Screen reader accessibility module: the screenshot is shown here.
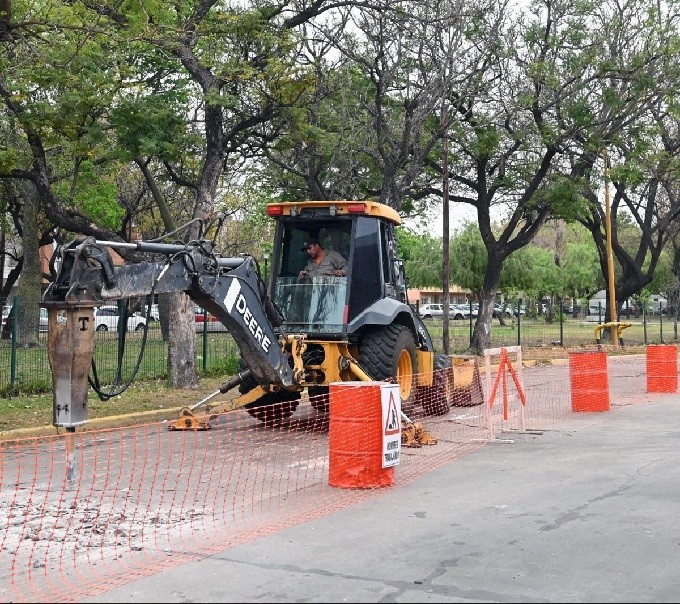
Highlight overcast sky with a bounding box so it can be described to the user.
[402,202,478,238]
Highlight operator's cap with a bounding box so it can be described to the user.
[301,239,320,251]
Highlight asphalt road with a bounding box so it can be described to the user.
[85,391,680,603]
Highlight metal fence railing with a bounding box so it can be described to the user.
[0,305,241,397]
[0,298,677,397]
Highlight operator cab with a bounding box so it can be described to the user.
[266,201,407,337]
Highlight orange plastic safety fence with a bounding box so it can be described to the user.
[0,350,662,602]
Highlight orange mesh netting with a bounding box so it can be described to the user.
[0,349,663,602]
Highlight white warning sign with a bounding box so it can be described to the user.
[381,383,401,468]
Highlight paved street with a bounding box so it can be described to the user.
[86,392,680,603]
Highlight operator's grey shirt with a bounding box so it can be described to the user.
[303,249,347,277]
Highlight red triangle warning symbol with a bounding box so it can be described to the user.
[384,391,400,436]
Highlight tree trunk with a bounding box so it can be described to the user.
[167,291,198,389]
[16,182,41,348]
[468,268,503,354]
[157,292,171,342]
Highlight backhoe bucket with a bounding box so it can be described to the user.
[166,373,251,431]
[450,356,484,407]
[167,407,214,431]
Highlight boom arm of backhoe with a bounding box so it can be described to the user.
[42,236,295,427]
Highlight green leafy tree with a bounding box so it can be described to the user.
[397,228,443,288]
[558,242,603,314]
[449,223,487,302]
[431,0,678,353]
[0,0,343,386]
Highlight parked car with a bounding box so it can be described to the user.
[94,306,147,332]
[646,297,668,315]
[0,305,12,334]
[2,306,49,335]
[418,303,445,319]
[493,303,513,319]
[450,304,470,320]
[145,304,160,322]
[194,306,228,332]
[565,302,583,315]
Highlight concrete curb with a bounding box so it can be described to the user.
[0,406,186,442]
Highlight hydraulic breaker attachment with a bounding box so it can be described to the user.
[46,306,96,428]
[167,371,252,431]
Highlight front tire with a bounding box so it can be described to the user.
[359,325,417,416]
[244,391,301,425]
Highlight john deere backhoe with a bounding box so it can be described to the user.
[42,200,480,430]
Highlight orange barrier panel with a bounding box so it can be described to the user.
[646,344,678,393]
[328,381,395,488]
[568,351,610,412]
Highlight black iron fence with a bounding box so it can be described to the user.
[417,298,678,352]
[0,298,677,397]
[0,303,241,397]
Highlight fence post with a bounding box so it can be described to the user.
[643,305,648,344]
[598,301,602,324]
[660,301,664,344]
[559,299,564,346]
[516,299,522,346]
[115,300,126,385]
[10,294,18,391]
[468,300,473,346]
[202,313,208,372]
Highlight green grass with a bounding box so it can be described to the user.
[424,315,677,352]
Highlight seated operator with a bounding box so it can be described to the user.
[298,239,347,279]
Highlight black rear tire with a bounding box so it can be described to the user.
[359,325,417,415]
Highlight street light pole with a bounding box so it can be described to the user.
[603,149,619,347]
[441,100,450,355]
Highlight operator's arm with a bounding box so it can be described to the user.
[298,259,313,279]
[329,251,347,276]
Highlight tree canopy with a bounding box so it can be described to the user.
[0,0,679,359]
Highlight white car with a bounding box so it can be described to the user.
[418,303,445,319]
[94,306,147,332]
[450,304,470,320]
[1,306,49,332]
[146,304,160,322]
